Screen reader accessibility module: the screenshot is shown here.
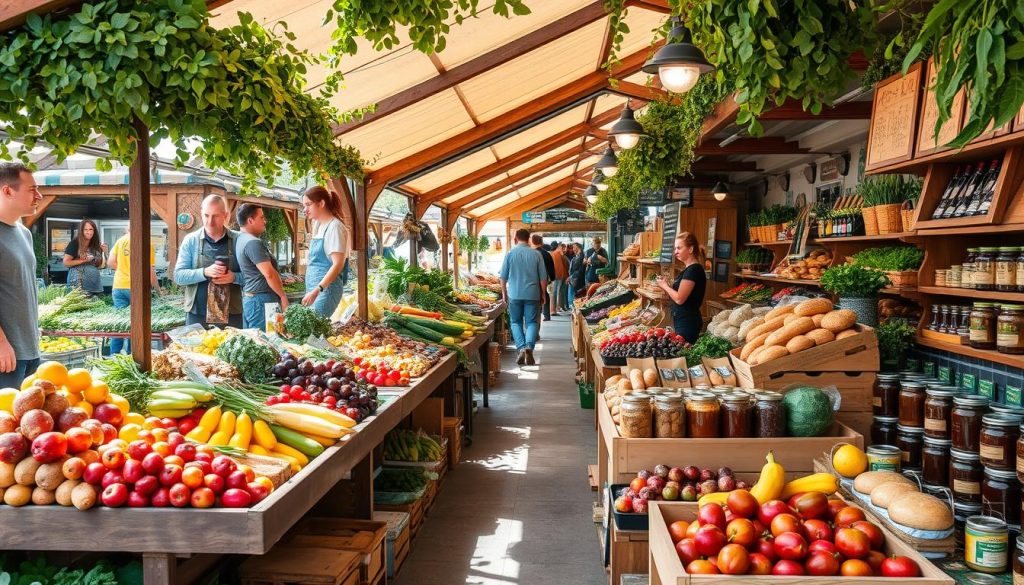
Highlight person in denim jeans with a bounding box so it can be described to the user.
[499,229,547,366]
[106,224,161,354]
[235,203,288,330]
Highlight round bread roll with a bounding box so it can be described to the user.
[853,471,913,495]
[888,492,954,531]
[870,480,918,509]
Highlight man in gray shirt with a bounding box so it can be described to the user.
[0,163,42,388]
[235,203,288,330]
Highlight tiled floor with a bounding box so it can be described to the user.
[393,313,605,585]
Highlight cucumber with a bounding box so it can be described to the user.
[270,424,325,458]
[404,315,466,336]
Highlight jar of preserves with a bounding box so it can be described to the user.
[654,395,685,438]
[997,247,1019,291]
[898,380,927,427]
[980,414,1024,469]
[951,448,984,503]
[686,392,720,438]
[983,467,1022,526]
[952,394,991,451]
[990,404,1024,418]
[900,370,927,381]
[958,305,973,344]
[939,305,953,333]
[970,302,998,349]
[753,392,785,438]
[1017,248,1024,292]
[922,436,952,486]
[966,515,1009,573]
[965,248,979,289]
[619,394,653,438]
[975,247,998,291]
[873,373,901,416]
[896,424,925,469]
[1015,534,1024,583]
[949,264,963,288]
[866,444,902,472]
[720,393,752,438]
[871,416,899,446]
[936,269,948,287]
[924,387,957,439]
[997,304,1024,355]
[955,501,983,548]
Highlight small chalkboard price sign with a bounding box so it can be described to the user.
[660,202,680,262]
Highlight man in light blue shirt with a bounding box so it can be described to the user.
[500,228,547,366]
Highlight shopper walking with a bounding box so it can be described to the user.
[301,186,350,319]
[549,243,568,316]
[107,225,161,354]
[235,203,289,330]
[557,243,570,311]
[656,232,707,344]
[567,243,585,307]
[63,219,107,295]
[584,236,608,285]
[499,229,547,366]
[0,163,42,388]
[173,194,243,328]
[530,235,555,335]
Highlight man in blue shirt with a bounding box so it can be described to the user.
[499,228,547,366]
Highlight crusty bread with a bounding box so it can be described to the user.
[853,471,913,495]
[888,492,954,531]
[870,480,918,509]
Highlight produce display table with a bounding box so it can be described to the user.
[41,329,172,346]
[459,314,498,408]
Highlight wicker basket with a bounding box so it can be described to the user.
[875,203,903,234]
[885,270,918,288]
[901,200,915,232]
[749,226,759,243]
[862,206,879,236]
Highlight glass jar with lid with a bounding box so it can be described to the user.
[720,393,752,438]
[928,308,941,331]
[896,424,925,470]
[939,305,953,333]
[997,305,1024,355]
[952,395,990,451]
[957,305,972,344]
[922,436,952,487]
[654,394,685,438]
[979,414,1024,470]
[949,264,963,288]
[951,448,983,503]
[982,467,1022,526]
[686,392,720,438]
[754,393,785,438]
[619,394,653,438]
[1015,534,1024,583]
[970,303,998,349]
[924,387,957,439]
[1017,248,1024,292]
[966,514,1010,573]
[975,247,998,291]
[997,247,1019,291]
[964,248,979,289]
[873,373,901,416]
[872,415,899,446]
[898,380,927,427]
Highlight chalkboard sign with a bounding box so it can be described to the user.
[638,187,667,207]
[545,209,569,223]
[660,202,680,262]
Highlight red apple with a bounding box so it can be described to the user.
[18,409,53,440]
[194,451,213,464]
[166,431,185,449]
[82,461,106,485]
[101,470,125,488]
[168,482,191,507]
[101,482,129,507]
[141,452,165,475]
[100,447,125,469]
[226,470,249,490]
[675,538,700,565]
[56,407,89,432]
[758,499,793,526]
[726,489,759,519]
[127,439,152,461]
[203,473,225,494]
[221,488,251,508]
[694,525,727,557]
[725,518,757,547]
[93,403,123,426]
[880,555,920,577]
[773,531,807,561]
[99,423,117,444]
[185,460,212,475]
[211,455,236,478]
[835,527,871,559]
[174,442,197,463]
[64,427,92,454]
[686,560,719,575]
[190,486,215,508]
[840,559,874,576]
[698,503,727,530]
[629,476,646,493]
[716,543,750,575]
[127,490,149,507]
[748,553,773,575]
[159,463,183,486]
[246,481,271,504]
[805,550,840,576]
[30,431,67,462]
[834,506,866,528]
[791,491,829,520]
[122,459,145,484]
[771,559,805,575]
[770,513,803,538]
[866,550,886,573]
[134,474,159,496]
[755,536,777,562]
[808,539,837,555]
[79,419,104,446]
[0,432,28,463]
[613,495,632,513]
[826,498,846,520]
[851,520,885,550]
[151,486,171,507]
[803,518,834,542]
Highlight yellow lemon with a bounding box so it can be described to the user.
[78,401,93,417]
[118,423,141,443]
[832,444,868,478]
[19,375,37,390]
[84,382,110,405]
[65,368,93,393]
[0,388,17,412]
[124,412,145,426]
[108,393,130,417]
[35,361,68,387]
[65,391,82,406]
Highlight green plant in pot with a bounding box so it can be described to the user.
[819,263,891,326]
[876,318,916,371]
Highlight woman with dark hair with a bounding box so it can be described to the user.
[301,186,350,318]
[656,232,707,343]
[63,218,106,295]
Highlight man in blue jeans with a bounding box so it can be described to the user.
[235,203,289,330]
[499,228,547,366]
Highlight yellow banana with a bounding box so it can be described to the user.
[697,491,730,507]
[749,451,786,504]
[780,472,839,499]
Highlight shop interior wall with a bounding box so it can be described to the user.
[759,142,867,208]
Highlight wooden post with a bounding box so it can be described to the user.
[466,219,475,273]
[354,180,369,320]
[129,117,152,370]
[440,208,449,273]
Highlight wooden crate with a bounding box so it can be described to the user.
[373,511,411,580]
[288,518,387,585]
[442,416,462,468]
[610,516,649,585]
[728,324,879,388]
[423,477,438,513]
[648,500,954,585]
[748,371,876,440]
[640,231,662,257]
[375,496,424,541]
[240,546,361,585]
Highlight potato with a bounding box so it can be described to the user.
[71,482,97,510]
[35,462,64,491]
[740,332,770,361]
[764,317,816,347]
[745,315,788,341]
[806,328,836,346]
[0,462,14,488]
[14,457,41,486]
[821,309,857,333]
[786,335,815,354]
[3,483,31,506]
[643,368,658,387]
[836,329,858,340]
[752,345,790,365]
[794,298,834,317]
[764,304,796,321]
[55,479,79,506]
[31,486,55,505]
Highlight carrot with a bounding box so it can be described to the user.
[390,305,443,319]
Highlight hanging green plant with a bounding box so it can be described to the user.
[903,1,1024,147]
[0,0,366,191]
[862,7,927,90]
[261,208,290,244]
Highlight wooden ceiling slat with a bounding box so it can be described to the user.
[0,0,75,32]
[456,153,585,213]
[694,137,810,156]
[478,182,575,222]
[609,80,668,102]
[758,100,873,120]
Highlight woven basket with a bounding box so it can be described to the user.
[885,270,918,288]
[862,206,879,236]
[875,203,903,234]
[749,226,759,243]
[901,200,915,232]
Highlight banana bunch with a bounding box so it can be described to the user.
[384,429,443,462]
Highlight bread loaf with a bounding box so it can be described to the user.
[805,328,836,346]
[836,328,858,340]
[740,333,770,361]
[888,492,954,531]
[764,304,796,321]
[764,317,816,347]
[821,309,857,333]
[752,345,789,365]
[853,471,913,495]
[785,335,815,354]
[745,315,788,342]
[812,314,825,327]
[870,480,918,509]
[794,298,834,317]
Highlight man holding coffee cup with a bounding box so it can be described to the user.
[173,194,243,328]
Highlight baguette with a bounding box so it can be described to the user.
[785,335,815,354]
[745,315,788,342]
[740,332,770,361]
[821,309,857,333]
[746,345,770,365]
[752,345,789,365]
[764,316,816,347]
[764,304,796,321]
[794,298,834,317]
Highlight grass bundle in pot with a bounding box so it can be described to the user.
[819,263,891,326]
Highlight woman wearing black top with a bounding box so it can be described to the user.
[655,232,706,343]
[63,218,107,295]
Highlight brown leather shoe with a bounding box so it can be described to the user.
[525,350,536,366]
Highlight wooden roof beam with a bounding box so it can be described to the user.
[691,159,760,172]
[478,182,574,223]
[450,152,588,213]
[609,80,669,102]
[758,100,873,121]
[694,137,809,156]
[367,42,659,188]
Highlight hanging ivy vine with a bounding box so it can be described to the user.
[0,0,366,191]
[261,208,290,244]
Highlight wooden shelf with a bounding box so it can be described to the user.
[637,257,669,265]
[918,286,1024,302]
[735,273,823,287]
[913,223,1024,236]
[867,130,1024,175]
[617,256,641,263]
[812,232,917,243]
[748,240,793,247]
[636,288,670,302]
[721,297,770,306]
[915,335,1024,369]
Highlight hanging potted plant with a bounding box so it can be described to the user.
[819,264,891,326]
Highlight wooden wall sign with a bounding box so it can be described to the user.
[866,63,922,171]
[917,58,965,156]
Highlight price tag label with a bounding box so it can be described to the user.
[923,361,937,378]
[1006,385,1023,407]
[182,362,212,386]
[962,373,977,392]
[906,358,920,372]
[938,366,951,383]
[978,379,994,398]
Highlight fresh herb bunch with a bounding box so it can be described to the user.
[736,247,773,265]
[283,304,332,340]
[820,264,891,297]
[852,246,925,272]
[378,257,425,299]
[680,333,733,362]
[215,335,278,383]
[876,318,916,366]
[859,174,922,207]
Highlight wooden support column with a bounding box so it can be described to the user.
[129,117,152,370]
[440,208,450,273]
[354,181,370,320]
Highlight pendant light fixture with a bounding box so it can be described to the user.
[583,185,598,204]
[712,181,728,201]
[595,147,619,177]
[607,105,646,150]
[641,17,715,94]
[592,172,609,191]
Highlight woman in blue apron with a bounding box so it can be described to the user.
[301,186,350,318]
[655,232,707,344]
[63,219,107,295]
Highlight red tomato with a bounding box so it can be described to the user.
[880,556,920,577]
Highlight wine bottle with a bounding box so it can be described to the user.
[943,163,983,219]
[932,166,963,219]
[972,160,1001,216]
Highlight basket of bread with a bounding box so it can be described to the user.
[773,249,833,281]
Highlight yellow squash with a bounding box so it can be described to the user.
[780,473,838,499]
[749,451,786,504]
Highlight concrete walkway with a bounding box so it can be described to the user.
[393,313,605,585]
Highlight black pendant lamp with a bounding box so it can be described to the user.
[712,181,728,201]
[583,185,598,204]
[595,147,619,177]
[608,105,647,150]
[592,171,609,191]
[641,18,715,94]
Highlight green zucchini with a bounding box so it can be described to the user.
[270,424,326,458]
